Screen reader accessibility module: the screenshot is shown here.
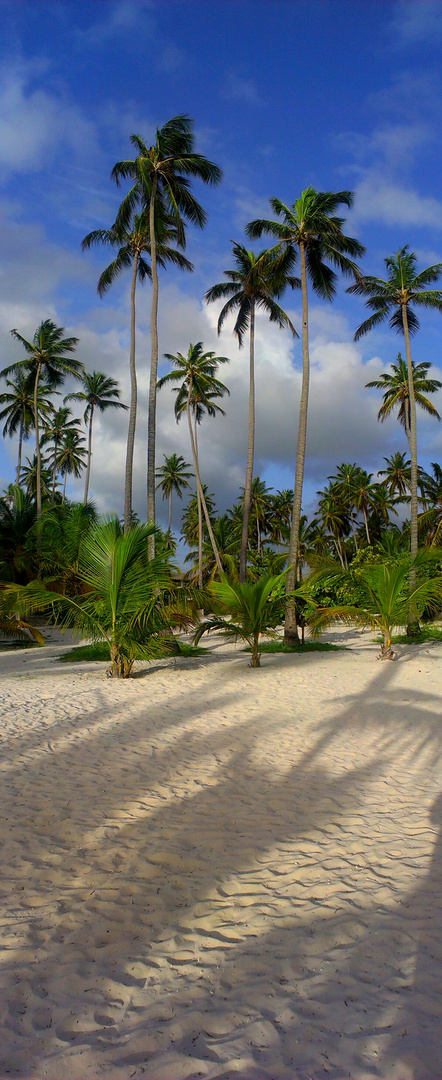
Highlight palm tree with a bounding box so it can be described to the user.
[181,485,217,554]
[111,116,222,549]
[419,463,442,545]
[307,555,442,659]
[205,243,297,580]
[56,429,87,502]
[329,463,376,547]
[65,371,127,503]
[378,451,412,501]
[185,514,240,583]
[14,520,187,677]
[266,489,294,546]
[21,454,54,502]
[247,189,365,640]
[0,320,82,542]
[41,406,83,501]
[0,485,38,583]
[156,452,193,536]
[0,372,56,484]
[194,571,289,667]
[82,212,191,530]
[366,352,441,446]
[316,482,351,569]
[350,248,442,570]
[157,342,229,586]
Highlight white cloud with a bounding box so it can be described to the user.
[0,62,99,174]
[351,176,442,230]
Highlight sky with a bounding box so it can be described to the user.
[1,0,442,542]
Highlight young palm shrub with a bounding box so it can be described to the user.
[305,554,442,659]
[0,584,45,645]
[16,519,191,677]
[193,571,288,667]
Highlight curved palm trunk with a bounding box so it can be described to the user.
[285,239,309,642]
[123,253,139,530]
[84,405,94,505]
[34,361,43,557]
[402,303,419,633]
[147,176,159,558]
[16,418,24,486]
[62,471,67,503]
[167,491,172,535]
[186,381,223,577]
[240,300,255,583]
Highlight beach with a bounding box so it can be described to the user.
[0,631,441,1080]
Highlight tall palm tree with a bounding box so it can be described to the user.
[156,452,193,536]
[56,429,87,502]
[350,247,442,569]
[21,453,54,502]
[418,463,442,545]
[247,189,365,639]
[205,243,297,581]
[157,342,229,586]
[0,320,82,542]
[181,485,216,553]
[366,353,442,444]
[0,371,56,484]
[65,371,127,504]
[111,116,222,550]
[82,212,192,530]
[316,481,351,569]
[41,406,83,501]
[378,451,412,502]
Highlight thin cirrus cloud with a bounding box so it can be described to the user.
[0,62,99,174]
[221,72,262,106]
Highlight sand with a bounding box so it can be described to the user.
[0,627,441,1080]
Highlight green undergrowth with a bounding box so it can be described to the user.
[375,626,442,646]
[0,639,41,651]
[244,639,346,655]
[58,640,208,663]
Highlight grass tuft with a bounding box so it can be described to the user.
[375,626,442,646]
[244,639,346,655]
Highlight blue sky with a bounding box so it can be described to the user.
[1,0,442,534]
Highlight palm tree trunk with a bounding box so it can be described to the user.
[402,303,419,633]
[34,361,42,556]
[186,382,223,577]
[168,491,172,535]
[51,437,58,504]
[194,417,203,589]
[147,176,159,558]
[240,300,255,582]
[403,304,418,562]
[124,253,139,530]
[285,239,309,642]
[16,419,24,486]
[363,505,371,545]
[84,406,94,505]
[62,471,67,503]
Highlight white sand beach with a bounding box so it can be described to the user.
[0,631,441,1080]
